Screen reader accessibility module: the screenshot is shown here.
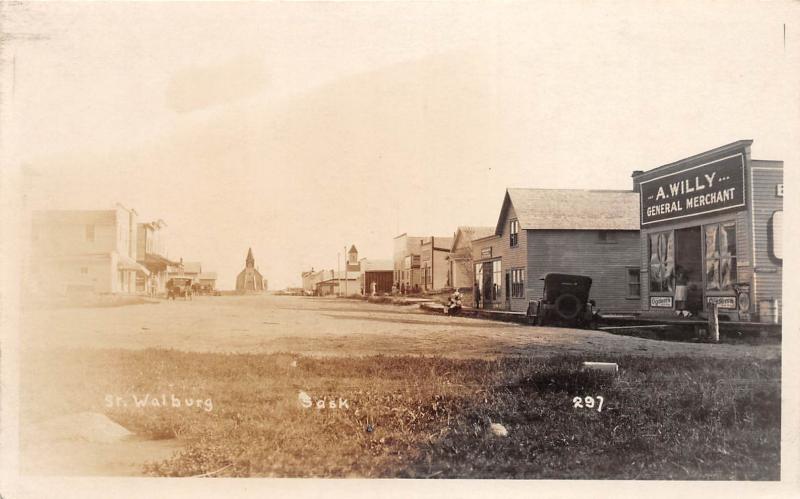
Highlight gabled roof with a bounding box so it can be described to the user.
[496,188,640,233]
[451,226,496,251]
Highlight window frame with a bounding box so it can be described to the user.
[648,230,674,294]
[597,230,618,244]
[509,219,519,247]
[626,267,641,299]
[510,268,526,298]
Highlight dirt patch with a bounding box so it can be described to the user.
[320,313,505,328]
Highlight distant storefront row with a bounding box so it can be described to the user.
[29,204,218,298]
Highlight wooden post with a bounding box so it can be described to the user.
[709,302,720,342]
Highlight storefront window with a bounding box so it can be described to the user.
[475,264,483,294]
[511,268,526,298]
[705,222,736,291]
[649,231,674,292]
[492,260,502,300]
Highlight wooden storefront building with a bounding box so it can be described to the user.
[631,140,782,323]
[472,188,642,313]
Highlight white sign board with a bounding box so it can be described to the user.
[772,211,783,260]
[650,296,673,308]
[707,296,736,310]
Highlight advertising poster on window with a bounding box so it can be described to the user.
[707,296,737,310]
[650,296,674,308]
[640,154,746,226]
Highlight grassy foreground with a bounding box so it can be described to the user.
[21,349,780,479]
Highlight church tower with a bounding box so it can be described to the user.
[346,244,360,272]
[236,247,265,293]
[246,247,255,268]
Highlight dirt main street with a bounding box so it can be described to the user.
[23,294,779,360]
[17,294,781,477]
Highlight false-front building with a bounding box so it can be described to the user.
[632,140,782,323]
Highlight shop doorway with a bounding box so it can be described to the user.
[482,262,493,307]
[675,226,703,313]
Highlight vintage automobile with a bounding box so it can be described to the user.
[526,273,598,328]
[166,277,193,300]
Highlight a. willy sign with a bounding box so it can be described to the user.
[639,153,746,226]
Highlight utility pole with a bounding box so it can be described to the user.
[430,236,434,292]
[344,245,348,297]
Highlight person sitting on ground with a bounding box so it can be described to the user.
[446,289,463,315]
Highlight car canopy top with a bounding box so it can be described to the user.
[539,273,593,304]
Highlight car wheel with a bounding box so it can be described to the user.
[554,294,581,321]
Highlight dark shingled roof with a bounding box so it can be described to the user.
[497,188,640,233]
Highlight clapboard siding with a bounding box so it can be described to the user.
[470,204,528,310]
[751,164,783,318]
[503,204,528,310]
[526,230,641,313]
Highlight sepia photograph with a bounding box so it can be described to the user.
[0,1,798,498]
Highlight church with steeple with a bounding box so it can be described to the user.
[235,248,267,292]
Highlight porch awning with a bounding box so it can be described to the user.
[118,255,150,276]
[142,253,180,269]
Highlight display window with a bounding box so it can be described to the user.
[491,260,502,301]
[649,231,674,293]
[704,222,736,291]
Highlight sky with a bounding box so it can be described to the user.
[3,1,798,289]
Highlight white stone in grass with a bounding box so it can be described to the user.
[582,362,619,374]
[298,391,312,408]
[489,423,508,437]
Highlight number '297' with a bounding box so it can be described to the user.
[573,396,604,412]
